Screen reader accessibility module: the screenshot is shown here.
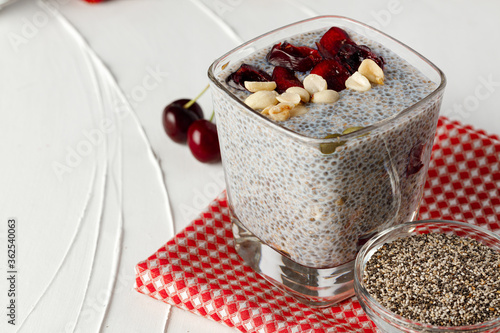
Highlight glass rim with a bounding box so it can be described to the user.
[207,15,447,145]
[354,219,500,332]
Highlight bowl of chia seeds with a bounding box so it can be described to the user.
[354,220,500,332]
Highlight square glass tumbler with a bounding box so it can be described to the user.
[208,16,446,307]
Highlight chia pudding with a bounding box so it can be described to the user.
[364,233,500,327]
[209,19,445,269]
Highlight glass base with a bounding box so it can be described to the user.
[232,216,355,308]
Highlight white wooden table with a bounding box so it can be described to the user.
[1,0,499,332]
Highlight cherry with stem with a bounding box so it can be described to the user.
[162,84,209,143]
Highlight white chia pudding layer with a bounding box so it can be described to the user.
[211,27,443,268]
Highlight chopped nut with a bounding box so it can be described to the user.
[277,92,301,105]
[244,90,278,110]
[244,81,277,92]
[345,72,371,92]
[311,89,339,104]
[358,59,384,85]
[286,86,310,103]
[303,74,327,95]
[261,105,271,115]
[289,104,308,117]
[267,103,293,121]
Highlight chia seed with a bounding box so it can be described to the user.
[363,233,500,326]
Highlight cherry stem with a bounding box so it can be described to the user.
[183,84,210,109]
[209,110,215,122]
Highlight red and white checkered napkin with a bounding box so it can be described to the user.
[135,116,500,333]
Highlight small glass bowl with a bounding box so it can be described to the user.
[354,220,500,333]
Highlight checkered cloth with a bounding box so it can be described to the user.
[135,117,500,332]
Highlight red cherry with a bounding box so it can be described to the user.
[266,42,322,72]
[318,27,354,55]
[337,44,385,73]
[271,66,303,93]
[406,143,425,177]
[170,98,204,119]
[310,59,351,91]
[226,64,272,91]
[162,85,210,143]
[187,120,221,163]
[162,102,201,143]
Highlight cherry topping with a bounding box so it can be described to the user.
[187,119,221,163]
[226,64,272,91]
[337,44,385,73]
[272,66,303,93]
[310,59,351,92]
[406,143,426,177]
[318,27,354,55]
[266,42,322,72]
[315,42,335,60]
